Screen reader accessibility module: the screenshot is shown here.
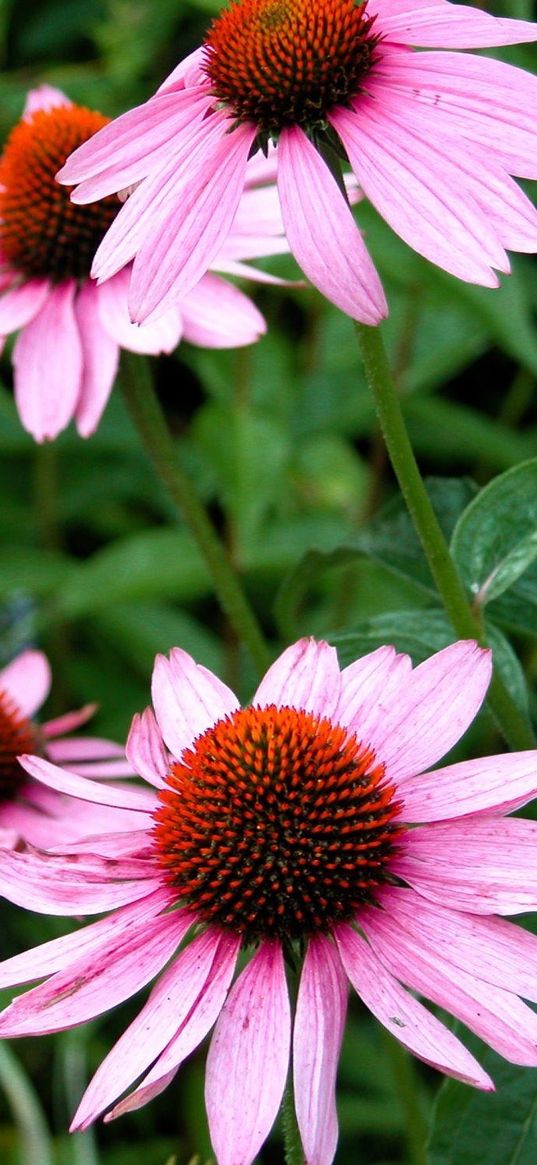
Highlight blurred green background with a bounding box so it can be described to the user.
[1,1,537,1163]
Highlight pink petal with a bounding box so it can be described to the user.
[336,645,412,732]
[105,931,240,1120]
[356,641,492,783]
[156,48,208,94]
[13,281,83,441]
[394,817,537,914]
[294,935,348,1165]
[97,267,182,354]
[59,87,211,197]
[24,85,71,116]
[151,648,239,759]
[45,736,125,762]
[375,886,537,1004]
[74,279,119,437]
[379,2,537,48]
[335,922,492,1088]
[363,903,537,1065]
[129,119,257,323]
[401,751,537,822]
[19,755,156,814]
[252,638,341,719]
[0,887,172,987]
[71,923,228,1130]
[277,127,387,323]
[0,650,51,717]
[374,51,537,179]
[42,704,96,738]
[0,849,159,915]
[126,708,169,788]
[90,111,234,284]
[0,909,185,1035]
[0,279,49,333]
[181,273,266,348]
[205,942,291,1165]
[332,101,508,284]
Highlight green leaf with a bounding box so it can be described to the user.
[428,1030,537,1165]
[451,458,537,607]
[92,601,223,676]
[354,478,477,596]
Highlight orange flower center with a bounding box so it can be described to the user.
[204,0,379,135]
[0,690,41,802]
[154,704,401,942]
[0,105,118,282]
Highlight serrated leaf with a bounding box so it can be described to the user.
[428,1029,537,1165]
[451,458,537,607]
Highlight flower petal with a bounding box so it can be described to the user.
[74,279,119,437]
[252,638,341,719]
[359,641,492,782]
[126,708,169,788]
[151,648,239,759]
[181,273,266,348]
[363,902,537,1065]
[72,925,228,1130]
[105,932,240,1120]
[0,279,49,333]
[332,100,508,284]
[294,935,348,1165]
[0,650,51,717]
[59,88,211,198]
[378,1,537,48]
[0,849,159,915]
[335,922,492,1088]
[129,118,257,322]
[19,755,156,814]
[401,751,537,822]
[375,886,537,1004]
[336,646,411,732]
[206,942,291,1165]
[277,126,387,324]
[0,908,186,1036]
[394,817,537,914]
[97,267,182,354]
[13,281,83,441]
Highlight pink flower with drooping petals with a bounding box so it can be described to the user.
[0,86,292,442]
[2,638,537,1164]
[57,0,537,327]
[0,648,141,852]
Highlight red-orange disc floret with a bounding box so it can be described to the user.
[204,0,380,133]
[0,691,40,802]
[154,704,401,943]
[0,105,118,282]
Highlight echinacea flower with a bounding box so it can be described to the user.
[58,0,537,327]
[0,648,142,851]
[2,638,537,1165]
[0,86,291,442]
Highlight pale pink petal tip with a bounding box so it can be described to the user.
[24,85,71,117]
[0,650,51,718]
[253,637,341,719]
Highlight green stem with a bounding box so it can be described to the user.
[119,353,271,674]
[380,1030,428,1165]
[0,1043,53,1165]
[354,322,535,751]
[282,1074,305,1165]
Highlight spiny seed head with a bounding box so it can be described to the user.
[203,0,380,134]
[154,704,401,943]
[0,104,118,282]
[0,691,41,802]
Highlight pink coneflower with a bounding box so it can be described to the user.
[0,86,290,442]
[58,0,537,327]
[2,638,537,1165]
[0,648,142,850]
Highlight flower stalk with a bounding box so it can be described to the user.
[118,352,271,674]
[354,321,535,752]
